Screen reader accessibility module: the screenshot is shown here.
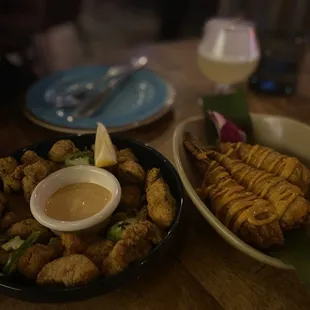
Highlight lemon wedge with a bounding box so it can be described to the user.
[94,123,117,167]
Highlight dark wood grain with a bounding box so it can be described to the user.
[1,39,310,309]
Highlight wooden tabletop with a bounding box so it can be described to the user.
[1,39,310,309]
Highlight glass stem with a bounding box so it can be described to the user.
[215,84,232,94]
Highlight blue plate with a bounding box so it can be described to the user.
[25,66,175,133]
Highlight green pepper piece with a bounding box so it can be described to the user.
[65,151,94,167]
[3,231,41,276]
[106,218,137,242]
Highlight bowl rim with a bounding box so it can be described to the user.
[172,113,301,270]
[0,134,184,302]
[30,165,121,232]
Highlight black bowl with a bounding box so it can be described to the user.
[0,134,184,303]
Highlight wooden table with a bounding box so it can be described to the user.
[1,40,310,310]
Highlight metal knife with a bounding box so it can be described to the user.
[71,56,148,118]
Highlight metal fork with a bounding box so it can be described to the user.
[71,56,148,118]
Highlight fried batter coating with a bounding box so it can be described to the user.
[101,220,163,276]
[18,244,60,280]
[7,219,51,239]
[0,156,18,179]
[101,239,151,276]
[21,150,41,165]
[23,160,58,181]
[37,254,99,286]
[48,140,78,162]
[0,157,18,175]
[83,239,114,266]
[145,168,161,189]
[200,160,284,248]
[22,176,38,202]
[209,151,310,230]
[0,211,20,231]
[122,220,164,245]
[146,177,176,228]
[220,142,310,194]
[118,148,137,163]
[183,133,287,249]
[22,160,59,201]
[3,165,25,193]
[61,233,86,256]
[118,160,145,184]
[120,185,142,210]
[136,205,149,221]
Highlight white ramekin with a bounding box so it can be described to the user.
[30,165,121,235]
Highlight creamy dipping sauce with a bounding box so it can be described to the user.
[45,183,111,221]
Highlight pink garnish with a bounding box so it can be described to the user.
[208,110,246,143]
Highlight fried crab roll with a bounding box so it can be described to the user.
[183,134,283,249]
[209,151,310,230]
[220,142,310,194]
[184,133,310,231]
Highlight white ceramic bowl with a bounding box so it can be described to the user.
[173,113,310,269]
[30,165,121,235]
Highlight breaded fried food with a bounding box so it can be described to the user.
[22,176,38,202]
[183,133,285,249]
[101,238,151,276]
[0,156,18,180]
[0,211,20,231]
[145,168,161,189]
[22,160,59,201]
[48,140,78,162]
[21,150,41,165]
[201,161,284,248]
[118,160,145,184]
[122,220,164,245]
[23,160,58,181]
[118,148,137,163]
[3,165,25,193]
[184,132,310,231]
[18,244,60,280]
[37,254,99,286]
[120,185,142,210]
[61,233,86,256]
[7,219,51,239]
[84,239,114,266]
[136,205,149,221]
[146,177,176,228]
[101,220,163,276]
[220,142,310,194]
[209,151,310,230]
